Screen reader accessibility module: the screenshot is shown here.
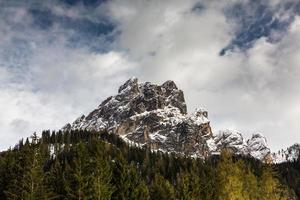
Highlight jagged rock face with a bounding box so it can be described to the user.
[247,134,271,160]
[63,78,212,157]
[211,130,271,160]
[63,78,279,161]
[273,143,300,163]
[116,106,212,156]
[213,130,248,154]
[63,78,187,131]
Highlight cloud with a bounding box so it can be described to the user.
[1,0,300,152]
[220,0,299,55]
[106,0,300,150]
[0,47,137,150]
[0,1,137,149]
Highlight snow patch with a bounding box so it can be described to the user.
[149,132,167,143]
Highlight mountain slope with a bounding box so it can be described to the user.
[63,78,213,158]
[273,143,300,163]
[63,78,293,162]
[1,130,297,200]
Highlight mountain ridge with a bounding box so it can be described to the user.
[63,78,298,163]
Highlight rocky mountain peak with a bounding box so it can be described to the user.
[193,108,208,118]
[247,133,268,149]
[213,130,247,154]
[211,130,271,160]
[248,133,266,142]
[273,143,300,163]
[118,77,139,94]
[63,78,286,162]
[63,78,210,157]
[247,133,270,160]
[161,80,178,91]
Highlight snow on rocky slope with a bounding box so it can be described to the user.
[209,130,272,161]
[63,78,298,162]
[247,133,271,160]
[272,143,300,163]
[63,78,213,158]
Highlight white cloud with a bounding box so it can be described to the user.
[0,2,137,149]
[1,0,300,152]
[0,48,137,149]
[107,0,300,151]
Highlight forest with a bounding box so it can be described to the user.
[0,130,299,200]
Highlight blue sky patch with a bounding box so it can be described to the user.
[59,0,109,7]
[220,1,296,55]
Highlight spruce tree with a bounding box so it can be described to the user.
[149,174,176,200]
[242,166,259,200]
[111,154,150,200]
[216,150,245,200]
[89,140,114,200]
[259,167,290,200]
[5,133,56,200]
[64,142,92,200]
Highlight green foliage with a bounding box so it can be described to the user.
[149,174,175,200]
[216,150,244,200]
[276,160,300,199]
[258,167,293,200]
[215,150,293,200]
[3,133,57,200]
[0,130,297,200]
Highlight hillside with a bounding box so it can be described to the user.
[0,130,298,199]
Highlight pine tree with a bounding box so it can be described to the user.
[176,172,195,200]
[64,142,92,200]
[0,130,298,200]
[111,154,150,200]
[198,160,218,200]
[5,133,57,200]
[89,140,114,200]
[216,150,245,200]
[259,166,290,200]
[149,174,176,200]
[44,158,65,199]
[242,166,259,200]
[0,150,21,199]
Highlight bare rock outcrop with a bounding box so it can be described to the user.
[63,78,212,158]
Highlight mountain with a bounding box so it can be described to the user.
[211,130,273,162]
[63,77,213,158]
[273,143,300,163]
[63,78,294,162]
[212,130,271,159]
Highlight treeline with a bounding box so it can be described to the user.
[0,130,298,200]
[276,159,300,199]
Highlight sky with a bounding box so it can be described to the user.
[1,0,300,151]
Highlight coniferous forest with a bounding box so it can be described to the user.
[0,130,299,200]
